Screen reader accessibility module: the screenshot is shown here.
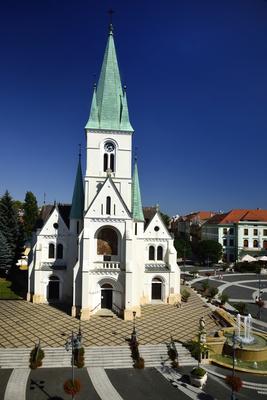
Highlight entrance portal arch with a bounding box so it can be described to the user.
[101,283,113,309]
[151,277,163,300]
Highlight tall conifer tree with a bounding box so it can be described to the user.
[23,191,38,239]
[0,230,12,271]
[0,191,19,266]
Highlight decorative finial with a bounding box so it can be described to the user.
[106,168,112,177]
[43,192,46,205]
[79,144,81,160]
[156,203,160,212]
[123,84,127,92]
[93,82,97,90]
[108,9,114,34]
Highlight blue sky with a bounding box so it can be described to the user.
[0,0,267,216]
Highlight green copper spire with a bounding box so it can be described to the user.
[132,160,144,221]
[70,155,84,220]
[85,25,133,131]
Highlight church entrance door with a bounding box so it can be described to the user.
[151,278,162,300]
[101,284,113,309]
[48,276,60,301]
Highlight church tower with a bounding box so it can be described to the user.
[84,23,133,212]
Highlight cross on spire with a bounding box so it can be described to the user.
[108,9,114,33]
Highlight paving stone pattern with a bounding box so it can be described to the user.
[0,290,218,348]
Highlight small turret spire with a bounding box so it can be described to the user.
[132,159,144,222]
[70,155,84,220]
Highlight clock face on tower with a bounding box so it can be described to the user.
[104,142,115,152]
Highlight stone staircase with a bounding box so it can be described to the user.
[139,343,197,367]
[0,343,197,369]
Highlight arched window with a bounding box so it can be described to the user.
[243,239,248,247]
[103,141,116,172]
[97,227,118,255]
[253,239,258,248]
[48,243,55,258]
[149,246,155,260]
[103,153,108,171]
[110,154,114,172]
[157,246,163,261]
[106,196,111,215]
[57,244,63,259]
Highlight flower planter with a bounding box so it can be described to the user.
[190,369,207,388]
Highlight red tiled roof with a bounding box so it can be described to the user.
[206,209,267,225]
[184,211,215,221]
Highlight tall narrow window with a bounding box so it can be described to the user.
[110,154,114,172]
[101,204,103,215]
[76,221,79,234]
[157,246,163,261]
[106,196,111,215]
[253,239,258,248]
[135,223,137,235]
[103,154,108,171]
[149,246,155,260]
[48,243,55,259]
[57,244,63,259]
[243,239,248,248]
[113,204,116,215]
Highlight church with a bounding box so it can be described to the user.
[27,24,181,321]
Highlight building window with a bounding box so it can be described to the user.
[149,246,155,260]
[264,229,267,236]
[57,244,63,259]
[254,229,258,236]
[229,239,234,247]
[135,223,137,235]
[48,243,55,259]
[106,196,111,215]
[253,239,258,248]
[223,239,227,246]
[103,141,116,172]
[223,228,227,235]
[244,228,248,235]
[76,221,79,234]
[229,228,234,235]
[157,246,163,261]
[243,239,248,248]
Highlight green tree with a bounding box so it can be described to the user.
[23,191,38,239]
[160,212,170,229]
[0,230,12,271]
[194,240,222,264]
[174,238,192,259]
[0,191,19,267]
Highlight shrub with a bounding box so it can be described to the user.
[168,348,177,361]
[225,375,242,392]
[134,357,145,369]
[181,289,191,302]
[201,281,209,293]
[63,379,81,396]
[29,345,44,369]
[191,367,206,377]
[233,302,247,315]
[74,347,84,368]
[219,293,229,305]
[208,287,218,299]
[234,262,261,274]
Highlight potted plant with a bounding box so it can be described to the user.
[181,289,191,302]
[225,375,242,393]
[63,379,81,396]
[190,366,207,388]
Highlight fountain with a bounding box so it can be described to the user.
[236,313,254,344]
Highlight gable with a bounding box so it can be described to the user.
[39,207,69,236]
[85,177,131,219]
[144,212,171,239]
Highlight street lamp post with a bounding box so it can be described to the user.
[198,317,206,368]
[65,325,83,400]
[131,311,137,343]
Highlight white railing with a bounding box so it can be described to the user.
[94,261,120,270]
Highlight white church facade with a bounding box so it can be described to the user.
[27,24,180,320]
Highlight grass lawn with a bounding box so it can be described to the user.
[0,278,22,299]
[213,354,267,372]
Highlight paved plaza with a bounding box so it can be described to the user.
[0,288,218,348]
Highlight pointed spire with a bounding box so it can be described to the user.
[85,26,133,131]
[132,159,144,221]
[85,83,99,129]
[120,86,132,131]
[70,153,84,220]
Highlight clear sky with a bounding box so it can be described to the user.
[0,0,267,216]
